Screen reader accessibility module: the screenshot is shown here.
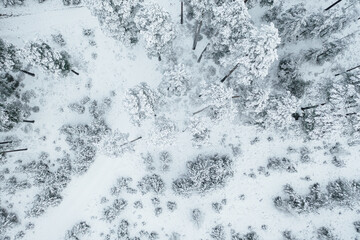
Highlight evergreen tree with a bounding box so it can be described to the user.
[24,41,71,75]
[0,101,24,132]
[2,0,24,7]
[135,3,176,60]
[124,83,160,126]
[158,63,190,97]
[0,38,22,73]
[85,0,143,46]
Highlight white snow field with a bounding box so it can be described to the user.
[1,0,360,240]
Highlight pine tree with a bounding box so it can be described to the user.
[24,41,71,75]
[135,3,176,60]
[2,0,24,7]
[0,38,22,73]
[158,63,190,97]
[124,82,160,126]
[85,0,143,46]
[0,101,24,132]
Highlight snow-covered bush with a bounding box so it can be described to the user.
[158,63,190,97]
[51,33,66,46]
[62,0,81,6]
[85,0,143,46]
[117,219,130,239]
[111,177,134,196]
[65,221,91,240]
[137,174,165,194]
[103,198,128,222]
[188,117,211,147]
[159,151,172,172]
[124,83,160,126]
[172,154,233,195]
[167,201,177,211]
[28,186,63,217]
[24,41,71,75]
[191,208,202,227]
[231,230,260,240]
[210,224,225,240]
[275,179,360,214]
[135,3,176,60]
[317,227,337,240]
[267,157,296,173]
[0,38,22,73]
[60,120,109,174]
[2,0,24,7]
[0,206,19,235]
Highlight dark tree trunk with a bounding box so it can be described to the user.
[0,148,28,154]
[119,136,142,148]
[335,64,360,76]
[220,63,240,83]
[20,69,35,77]
[324,0,343,11]
[193,106,210,115]
[181,2,184,24]
[0,141,12,145]
[71,69,79,75]
[301,103,326,111]
[197,43,209,63]
[23,120,35,123]
[192,20,202,50]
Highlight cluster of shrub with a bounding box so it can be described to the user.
[274,178,360,214]
[172,154,233,195]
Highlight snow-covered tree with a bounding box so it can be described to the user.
[172,154,233,195]
[196,83,237,122]
[219,23,280,85]
[148,116,178,146]
[2,0,24,7]
[135,3,176,60]
[0,101,26,132]
[24,41,71,75]
[85,0,143,46]
[266,2,359,43]
[100,130,141,157]
[264,92,301,132]
[0,38,22,73]
[0,73,20,102]
[124,83,160,125]
[158,63,190,97]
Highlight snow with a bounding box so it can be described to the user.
[1,0,360,240]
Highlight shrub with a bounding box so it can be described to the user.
[210,225,225,240]
[103,198,128,222]
[267,157,296,173]
[137,174,165,194]
[173,154,233,195]
[65,221,90,240]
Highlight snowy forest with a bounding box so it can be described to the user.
[1,0,360,239]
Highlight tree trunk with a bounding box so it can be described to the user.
[324,0,342,11]
[158,53,162,61]
[23,120,35,123]
[335,64,360,76]
[192,20,202,50]
[301,103,326,111]
[0,148,28,154]
[193,105,210,115]
[220,63,240,83]
[181,2,184,24]
[0,141,12,145]
[71,69,79,75]
[197,43,209,63]
[20,69,35,77]
[119,136,142,148]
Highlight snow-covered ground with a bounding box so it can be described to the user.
[1,0,360,240]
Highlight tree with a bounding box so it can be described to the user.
[24,41,71,75]
[0,38,22,73]
[158,63,190,97]
[124,82,160,126]
[85,0,143,46]
[100,130,141,157]
[0,101,25,132]
[148,116,178,146]
[135,3,176,60]
[172,154,233,195]
[2,0,24,7]
[0,73,20,102]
